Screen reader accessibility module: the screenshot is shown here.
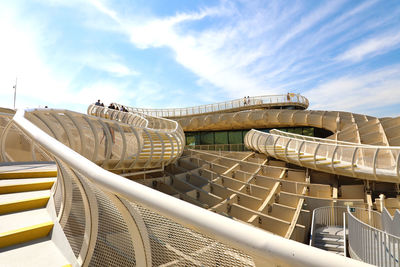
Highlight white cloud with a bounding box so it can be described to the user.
[336,31,400,62]
[82,53,139,77]
[303,66,400,116]
[85,1,279,97]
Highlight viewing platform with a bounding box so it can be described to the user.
[112,93,309,118]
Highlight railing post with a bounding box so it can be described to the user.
[331,145,339,173]
[373,148,380,179]
[313,143,321,169]
[351,147,359,177]
[297,141,306,167]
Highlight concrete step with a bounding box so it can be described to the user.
[314,242,344,252]
[0,208,52,231]
[0,170,57,179]
[314,235,344,246]
[316,231,344,238]
[0,190,51,204]
[0,178,55,194]
[0,238,72,267]
[0,207,54,249]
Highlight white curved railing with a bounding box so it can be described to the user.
[0,108,367,266]
[347,206,399,266]
[245,129,400,183]
[110,93,309,118]
[1,108,184,171]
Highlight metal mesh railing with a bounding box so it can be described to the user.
[347,206,400,266]
[245,129,400,183]
[109,93,309,118]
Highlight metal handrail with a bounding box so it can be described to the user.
[347,206,400,265]
[110,93,309,118]
[9,108,368,266]
[245,129,400,183]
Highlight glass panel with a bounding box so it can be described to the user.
[215,131,228,144]
[200,132,214,145]
[186,135,196,146]
[228,131,243,144]
[302,127,314,136]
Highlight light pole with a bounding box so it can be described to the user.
[13,77,17,110]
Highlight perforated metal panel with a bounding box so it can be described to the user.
[59,164,87,258]
[131,203,255,267]
[85,181,136,267]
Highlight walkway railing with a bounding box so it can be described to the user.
[0,108,367,266]
[1,108,184,171]
[111,93,309,118]
[347,206,400,266]
[245,129,400,183]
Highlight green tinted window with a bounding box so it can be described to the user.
[228,131,243,144]
[200,132,214,145]
[293,128,302,135]
[186,132,200,145]
[215,131,228,144]
[303,127,314,136]
[186,136,196,146]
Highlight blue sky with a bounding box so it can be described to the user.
[0,0,400,117]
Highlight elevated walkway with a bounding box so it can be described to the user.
[110,93,309,118]
[1,108,184,172]
[245,129,400,183]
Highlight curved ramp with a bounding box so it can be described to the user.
[1,108,184,171]
[245,129,400,183]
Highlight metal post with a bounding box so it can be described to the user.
[13,77,17,110]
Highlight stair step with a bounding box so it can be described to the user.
[0,239,72,267]
[301,157,326,162]
[0,190,51,204]
[0,178,55,194]
[0,208,52,233]
[314,242,344,252]
[334,164,357,169]
[0,221,54,249]
[0,196,50,215]
[299,155,314,158]
[314,236,344,245]
[316,160,341,166]
[0,170,57,179]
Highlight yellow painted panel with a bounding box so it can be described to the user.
[0,196,50,215]
[0,221,53,248]
[0,181,54,194]
[0,170,57,179]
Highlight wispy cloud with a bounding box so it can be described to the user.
[304,65,400,116]
[336,31,400,62]
[82,53,139,77]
